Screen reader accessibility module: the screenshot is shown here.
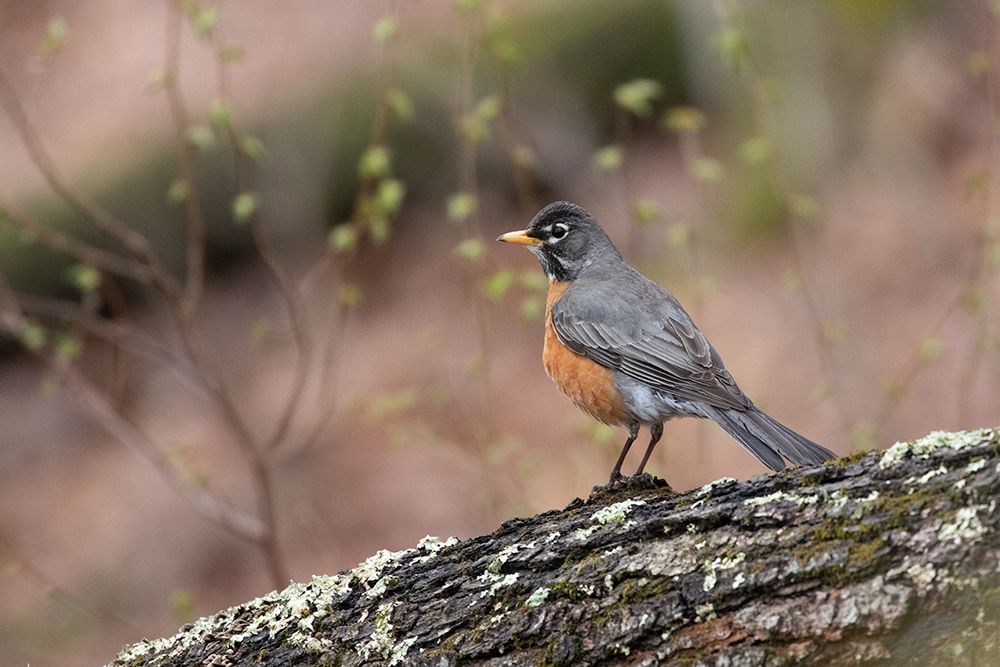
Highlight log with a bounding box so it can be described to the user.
[109,428,1000,666]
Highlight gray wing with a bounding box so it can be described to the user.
[551,271,751,411]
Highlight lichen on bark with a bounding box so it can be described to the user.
[110,428,1000,666]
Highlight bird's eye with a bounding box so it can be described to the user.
[550,224,568,240]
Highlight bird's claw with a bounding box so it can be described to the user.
[591,472,668,497]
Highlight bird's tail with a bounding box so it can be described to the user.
[708,407,835,472]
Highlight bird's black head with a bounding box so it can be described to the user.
[497,202,620,282]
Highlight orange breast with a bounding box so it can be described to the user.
[542,280,631,426]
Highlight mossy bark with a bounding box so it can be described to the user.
[111,429,1000,666]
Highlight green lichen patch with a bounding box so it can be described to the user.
[938,506,986,543]
[591,499,646,525]
[526,586,550,607]
[358,601,415,665]
[880,429,996,469]
[744,490,819,508]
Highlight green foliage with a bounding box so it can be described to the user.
[631,199,661,225]
[185,125,216,151]
[373,15,398,43]
[53,333,81,361]
[358,146,392,180]
[39,16,68,57]
[329,224,358,252]
[918,336,942,365]
[485,270,514,301]
[614,79,663,117]
[67,264,100,292]
[375,179,405,214]
[663,106,706,133]
[209,99,233,132]
[740,136,771,165]
[219,45,245,63]
[183,1,218,41]
[691,158,722,182]
[240,135,268,161]
[592,145,623,170]
[715,26,750,67]
[366,388,419,421]
[448,193,477,221]
[385,89,414,122]
[454,238,484,262]
[167,179,189,204]
[339,284,363,307]
[232,192,258,225]
[20,321,46,351]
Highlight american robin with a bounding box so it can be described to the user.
[498,201,835,485]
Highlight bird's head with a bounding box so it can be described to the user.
[497,201,619,282]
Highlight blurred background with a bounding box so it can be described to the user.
[0,0,998,664]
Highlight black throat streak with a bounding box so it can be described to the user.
[537,248,573,283]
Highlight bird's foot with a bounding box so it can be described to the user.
[590,472,670,497]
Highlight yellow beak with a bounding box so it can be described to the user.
[497,229,543,246]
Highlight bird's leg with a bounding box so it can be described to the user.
[608,421,640,484]
[634,422,663,476]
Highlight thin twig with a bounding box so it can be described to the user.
[0,277,265,542]
[0,65,181,303]
[0,537,141,634]
[1,206,153,283]
[210,11,313,459]
[14,292,208,397]
[164,2,208,318]
[713,1,854,442]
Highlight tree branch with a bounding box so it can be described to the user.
[109,428,1000,666]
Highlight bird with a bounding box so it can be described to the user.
[497,201,835,485]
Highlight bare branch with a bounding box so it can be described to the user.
[0,65,182,303]
[14,292,209,397]
[1,205,153,283]
[0,536,141,634]
[0,272,265,543]
[163,1,207,318]
[209,19,314,455]
[51,355,267,542]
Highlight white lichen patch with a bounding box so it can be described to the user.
[487,541,535,575]
[478,569,520,598]
[732,572,746,589]
[915,466,948,485]
[591,499,646,525]
[355,548,412,585]
[489,573,519,596]
[574,525,600,541]
[966,459,986,473]
[700,477,737,495]
[111,572,352,666]
[414,535,459,563]
[111,530,452,667]
[907,563,936,587]
[744,490,819,508]
[880,429,994,469]
[828,489,849,514]
[526,586,550,607]
[702,553,747,592]
[358,602,415,666]
[938,506,986,543]
[695,602,715,621]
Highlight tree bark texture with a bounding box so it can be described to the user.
[110,428,1000,666]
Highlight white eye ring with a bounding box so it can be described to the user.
[550,224,568,240]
